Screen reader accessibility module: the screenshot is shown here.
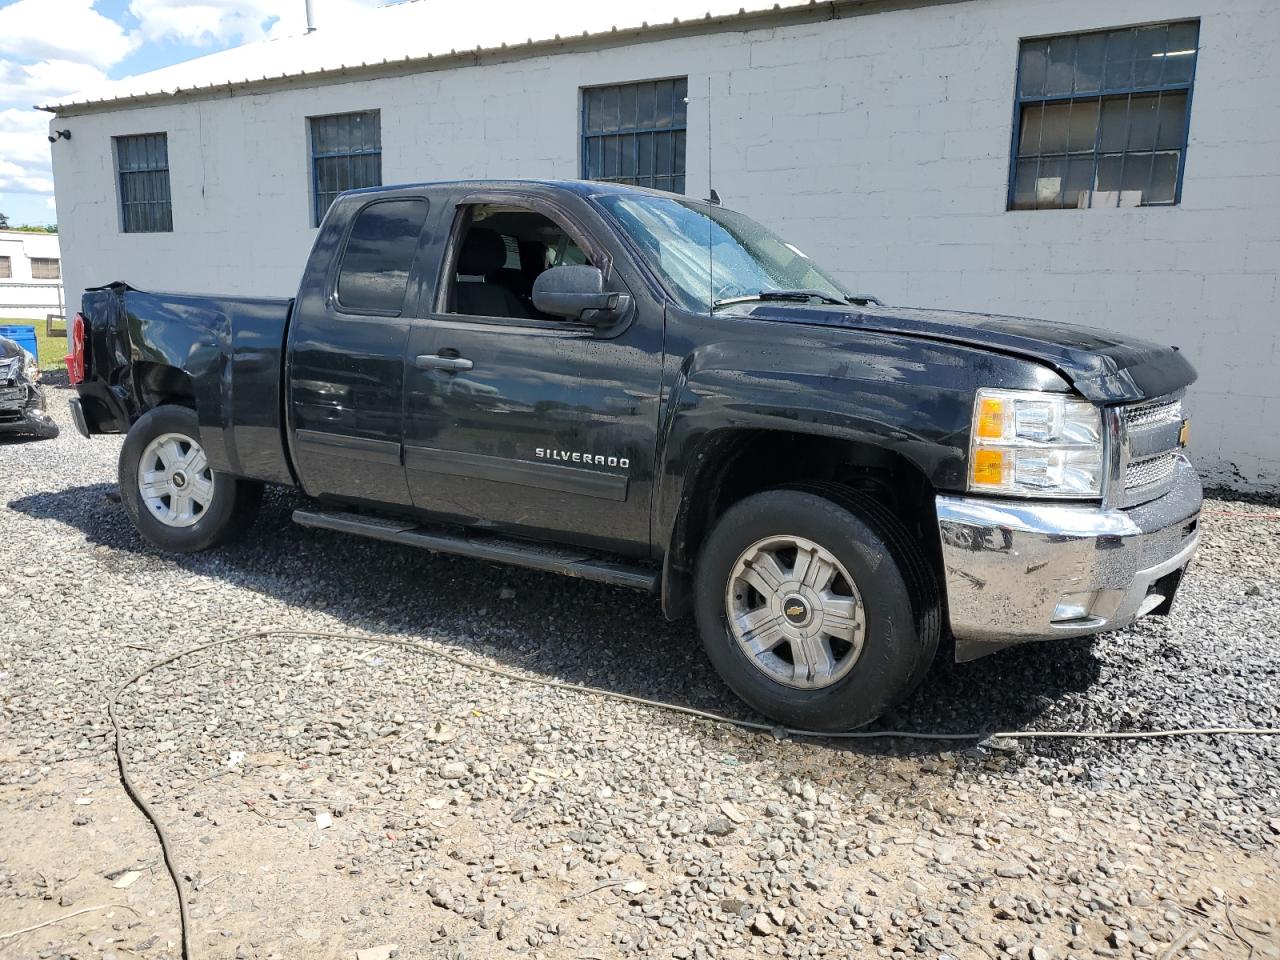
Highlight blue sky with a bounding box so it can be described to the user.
[0,0,378,226]
[101,0,274,75]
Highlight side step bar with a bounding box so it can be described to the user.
[292,508,659,593]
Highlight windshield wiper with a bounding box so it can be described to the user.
[713,289,848,308]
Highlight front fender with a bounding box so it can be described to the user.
[653,313,1072,557]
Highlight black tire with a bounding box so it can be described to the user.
[694,488,939,732]
[119,404,262,553]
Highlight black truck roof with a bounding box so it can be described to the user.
[337,177,690,202]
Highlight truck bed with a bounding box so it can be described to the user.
[79,283,295,485]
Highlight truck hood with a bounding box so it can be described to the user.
[740,302,1196,404]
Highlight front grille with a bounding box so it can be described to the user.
[1126,451,1178,490]
[1116,391,1184,506]
[1125,396,1182,429]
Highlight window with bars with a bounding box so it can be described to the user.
[0,257,10,279]
[30,258,60,279]
[115,133,173,233]
[582,79,688,194]
[310,111,382,227]
[1010,21,1199,211]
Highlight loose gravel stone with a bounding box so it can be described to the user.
[0,386,1277,959]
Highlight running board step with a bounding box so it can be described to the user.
[292,508,659,593]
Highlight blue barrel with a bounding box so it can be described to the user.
[0,324,37,363]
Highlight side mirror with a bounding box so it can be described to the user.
[532,264,630,324]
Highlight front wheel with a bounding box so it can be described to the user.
[119,404,262,553]
[694,488,939,732]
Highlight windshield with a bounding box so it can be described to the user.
[594,194,850,312]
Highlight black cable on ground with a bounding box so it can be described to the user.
[107,628,1280,960]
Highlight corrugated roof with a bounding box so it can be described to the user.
[40,0,859,114]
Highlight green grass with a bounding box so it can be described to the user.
[0,317,65,370]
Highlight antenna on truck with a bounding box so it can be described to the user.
[705,77,714,311]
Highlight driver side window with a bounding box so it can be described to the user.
[446,205,590,321]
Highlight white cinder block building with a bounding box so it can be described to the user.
[0,229,64,321]
[41,0,1280,488]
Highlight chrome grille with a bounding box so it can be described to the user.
[1115,391,1185,506]
[1126,451,1178,490]
[1125,396,1182,429]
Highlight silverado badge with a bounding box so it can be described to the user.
[535,448,629,469]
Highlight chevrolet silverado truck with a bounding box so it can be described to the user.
[66,179,1202,731]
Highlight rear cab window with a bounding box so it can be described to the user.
[336,198,430,315]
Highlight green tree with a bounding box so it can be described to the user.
[0,212,9,228]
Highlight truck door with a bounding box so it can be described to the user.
[402,195,662,557]
[286,195,431,505]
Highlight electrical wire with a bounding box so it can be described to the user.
[108,628,1280,960]
[1201,509,1280,521]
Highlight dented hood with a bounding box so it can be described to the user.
[741,302,1197,404]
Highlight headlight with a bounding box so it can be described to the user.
[969,388,1103,498]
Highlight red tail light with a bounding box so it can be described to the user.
[66,312,86,384]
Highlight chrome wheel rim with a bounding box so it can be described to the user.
[725,535,866,690]
[137,432,214,528]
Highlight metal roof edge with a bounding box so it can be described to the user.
[38,0,928,116]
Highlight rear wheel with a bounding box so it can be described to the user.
[119,404,261,552]
[694,488,938,732]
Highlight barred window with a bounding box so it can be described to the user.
[30,258,60,279]
[115,133,173,233]
[311,111,382,227]
[582,79,688,194]
[0,256,10,279]
[1010,21,1199,210]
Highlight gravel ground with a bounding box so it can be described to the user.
[1,385,1277,960]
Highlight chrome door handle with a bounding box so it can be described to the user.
[416,353,474,372]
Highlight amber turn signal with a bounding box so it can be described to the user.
[976,396,1006,439]
[971,448,1005,487]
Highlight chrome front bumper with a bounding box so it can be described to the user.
[936,455,1202,660]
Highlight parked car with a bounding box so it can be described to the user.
[65,179,1201,731]
[0,335,57,440]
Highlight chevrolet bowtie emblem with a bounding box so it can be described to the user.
[786,604,805,617]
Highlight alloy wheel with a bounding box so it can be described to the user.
[137,432,214,528]
[725,535,866,689]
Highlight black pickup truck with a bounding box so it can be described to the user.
[67,179,1202,730]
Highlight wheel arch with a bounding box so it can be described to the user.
[132,361,198,412]
[659,428,945,622]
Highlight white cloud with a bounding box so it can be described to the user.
[129,0,282,46]
[0,58,113,106]
[128,0,383,47]
[0,108,53,197]
[0,0,137,70]
[0,156,53,195]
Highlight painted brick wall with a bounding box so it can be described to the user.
[50,0,1280,487]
